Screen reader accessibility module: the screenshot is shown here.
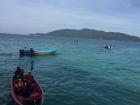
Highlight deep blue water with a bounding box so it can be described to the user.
[0,35,140,105]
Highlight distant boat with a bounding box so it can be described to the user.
[103,44,112,49]
[74,39,79,43]
[19,47,56,56]
[11,76,44,105]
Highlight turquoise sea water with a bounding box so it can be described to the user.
[0,35,140,105]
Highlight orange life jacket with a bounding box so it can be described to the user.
[15,82,22,89]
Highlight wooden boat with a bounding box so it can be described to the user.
[11,77,44,105]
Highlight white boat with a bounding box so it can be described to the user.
[104,44,112,49]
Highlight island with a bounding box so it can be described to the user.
[1,28,140,42]
[31,29,140,42]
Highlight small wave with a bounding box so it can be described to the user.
[0,53,16,56]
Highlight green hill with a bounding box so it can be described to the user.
[44,29,140,42]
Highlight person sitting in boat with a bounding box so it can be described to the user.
[25,72,34,82]
[14,77,28,95]
[21,77,28,96]
[30,48,34,54]
[22,72,34,97]
[19,49,24,56]
[14,78,23,94]
[14,67,24,80]
[13,67,24,94]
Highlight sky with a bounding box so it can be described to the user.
[0,0,140,36]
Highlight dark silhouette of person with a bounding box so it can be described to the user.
[14,67,24,79]
[30,48,34,53]
[22,72,34,97]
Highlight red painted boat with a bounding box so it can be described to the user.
[11,77,44,105]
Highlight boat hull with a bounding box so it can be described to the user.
[36,48,56,56]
